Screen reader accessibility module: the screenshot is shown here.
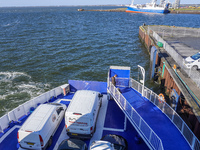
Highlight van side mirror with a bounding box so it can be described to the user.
[98,93,103,98]
[198,59,200,62]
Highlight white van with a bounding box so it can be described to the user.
[65,90,103,139]
[184,52,200,70]
[18,103,67,150]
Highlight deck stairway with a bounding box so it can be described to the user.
[107,66,200,150]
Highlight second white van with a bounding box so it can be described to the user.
[65,90,103,139]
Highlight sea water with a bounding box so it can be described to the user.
[0,6,200,116]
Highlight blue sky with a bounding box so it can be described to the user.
[0,0,198,7]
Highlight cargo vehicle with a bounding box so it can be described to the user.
[65,90,102,139]
[17,103,67,150]
[90,140,114,150]
[184,52,200,70]
[0,66,195,150]
[57,138,87,150]
[90,134,127,150]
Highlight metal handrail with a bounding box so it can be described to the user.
[130,78,200,150]
[107,80,164,150]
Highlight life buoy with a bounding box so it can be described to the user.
[158,93,165,103]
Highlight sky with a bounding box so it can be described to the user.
[0,0,198,7]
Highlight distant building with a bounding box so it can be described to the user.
[173,0,180,9]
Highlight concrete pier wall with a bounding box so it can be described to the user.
[139,25,200,139]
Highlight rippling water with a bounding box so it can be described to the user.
[0,6,200,116]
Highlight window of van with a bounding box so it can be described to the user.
[56,107,63,115]
[191,53,200,60]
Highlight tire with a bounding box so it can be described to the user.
[48,136,53,147]
[192,65,198,70]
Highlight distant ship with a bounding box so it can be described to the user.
[126,0,170,14]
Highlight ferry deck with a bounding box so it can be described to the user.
[0,66,199,150]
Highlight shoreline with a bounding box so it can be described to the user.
[170,10,200,14]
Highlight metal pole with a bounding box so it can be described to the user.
[162,30,164,39]
[138,65,145,97]
[184,28,186,37]
[171,27,173,37]
[124,115,127,131]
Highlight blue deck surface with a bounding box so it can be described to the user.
[122,87,191,150]
[0,128,19,150]
[69,80,107,94]
[0,80,191,150]
[104,100,125,129]
[103,100,149,150]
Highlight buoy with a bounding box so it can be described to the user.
[158,93,165,103]
[173,64,177,70]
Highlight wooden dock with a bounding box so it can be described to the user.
[139,25,200,140]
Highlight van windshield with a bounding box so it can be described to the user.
[191,53,200,60]
[68,116,89,127]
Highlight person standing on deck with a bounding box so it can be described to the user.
[111,74,117,86]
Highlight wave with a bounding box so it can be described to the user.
[1,20,20,27]
[0,72,31,82]
[0,71,50,100]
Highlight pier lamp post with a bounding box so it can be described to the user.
[138,65,145,97]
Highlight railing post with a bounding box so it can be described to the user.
[191,136,196,149]
[0,125,2,133]
[124,97,126,109]
[131,108,133,118]
[181,122,184,133]
[13,111,18,121]
[139,118,142,128]
[171,110,175,122]
[129,78,131,88]
[124,116,127,131]
[149,131,152,142]
[154,95,156,104]
[150,91,152,102]
[162,102,165,112]
[22,105,26,115]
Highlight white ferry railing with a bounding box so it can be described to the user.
[107,80,164,150]
[0,85,64,134]
[130,78,200,150]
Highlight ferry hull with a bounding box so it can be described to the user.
[126,6,170,14]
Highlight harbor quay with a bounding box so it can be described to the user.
[139,25,200,140]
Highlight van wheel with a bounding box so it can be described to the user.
[192,65,198,70]
[48,136,53,147]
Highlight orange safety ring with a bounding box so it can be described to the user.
[158,93,166,103]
